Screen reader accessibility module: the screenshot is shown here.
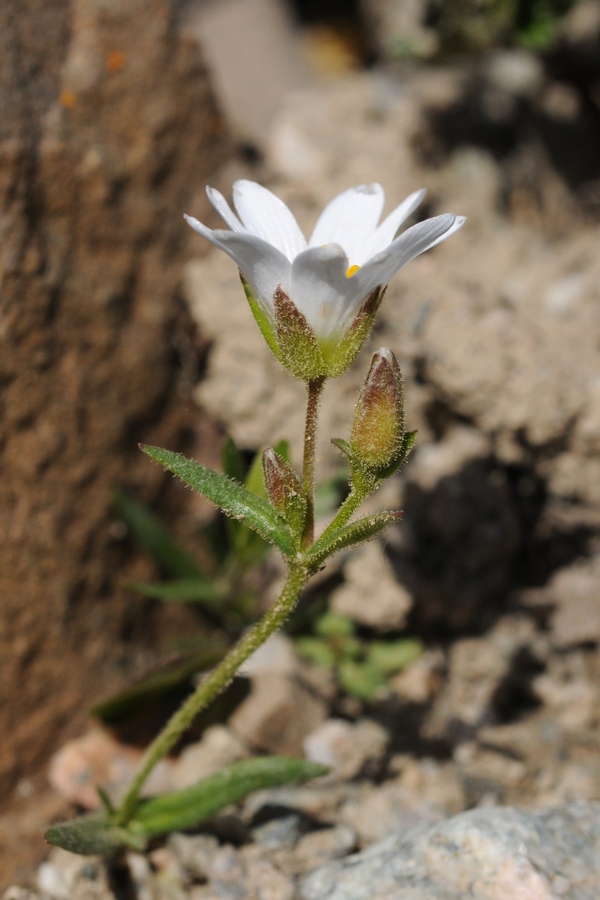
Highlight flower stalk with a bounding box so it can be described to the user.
[301,378,325,548]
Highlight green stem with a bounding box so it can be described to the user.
[115,563,308,827]
[301,378,325,548]
[312,485,365,550]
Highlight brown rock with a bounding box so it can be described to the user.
[330,542,412,632]
[390,650,444,704]
[47,729,174,809]
[547,556,600,647]
[229,675,328,757]
[172,726,249,790]
[303,719,388,780]
[0,0,228,816]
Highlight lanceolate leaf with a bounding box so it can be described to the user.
[129,757,328,838]
[308,510,403,567]
[46,814,144,856]
[141,446,296,558]
[114,490,202,578]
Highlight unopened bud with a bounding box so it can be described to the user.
[262,449,307,536]
[350,348,405,470]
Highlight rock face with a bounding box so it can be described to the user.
[301,801,600,900]
[0,0,227,852]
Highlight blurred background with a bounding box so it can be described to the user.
[2,0,600,890]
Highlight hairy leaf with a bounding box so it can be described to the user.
[141,446,296,557]
[307,510,403,567]
[45,814,143,856]
[130,757,328,838]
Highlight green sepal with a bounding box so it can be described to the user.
[128,757,328,839]
[141,446,296,558]
[307,509,403,568]
[332,429,418,497]
[274,287,326,381]
[45,814,145,856]
[240,274,281,361]
[228,438,292,565]
[330,437,354,463]
[263,449,307,546]
[322,287,386,378]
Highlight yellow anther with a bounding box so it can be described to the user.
[346,264,360,278]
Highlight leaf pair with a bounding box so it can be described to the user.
[46,757,328,857]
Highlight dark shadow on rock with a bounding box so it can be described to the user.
[388,454,595,636]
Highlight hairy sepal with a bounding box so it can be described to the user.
[331,430,417,497]
[263,449,307,547]
[323,287,386,378]
[274,287,326,381]
[240,274,282,360]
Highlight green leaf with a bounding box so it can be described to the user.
[222,436,246,484]
[91,646,227,725]
[307,510,403,568]
[295,636,336,667]
[46,814,143,856]
[315,611,355,638]
[367,639,423,676]
[114,490,201,578]
[127,577,226,607]
[241,274,282,361]
[141,446,296,558]
[338,660,387,702]
[130,757,328,838]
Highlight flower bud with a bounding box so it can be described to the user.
[350,348,405,471]
[262,448,307,537]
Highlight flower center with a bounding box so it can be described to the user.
[346,264,360,278]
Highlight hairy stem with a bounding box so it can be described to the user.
[312,485,365,549]
[115,563,308,826]
[301,378,325,548]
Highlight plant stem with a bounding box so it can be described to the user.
[311,485,365,550]
[115,562,308,827]
[301,378,325,548]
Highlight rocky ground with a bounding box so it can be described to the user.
[7,2,600,898]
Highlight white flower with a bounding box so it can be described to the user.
[185,180,464,350]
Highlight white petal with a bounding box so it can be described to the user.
[360,188,427,261]
[232,180,306,262]
[350,214,465,306]
[206,186,245,232]
[308,184,385,265]
[290,244,355,339]
[184,214,291,318]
